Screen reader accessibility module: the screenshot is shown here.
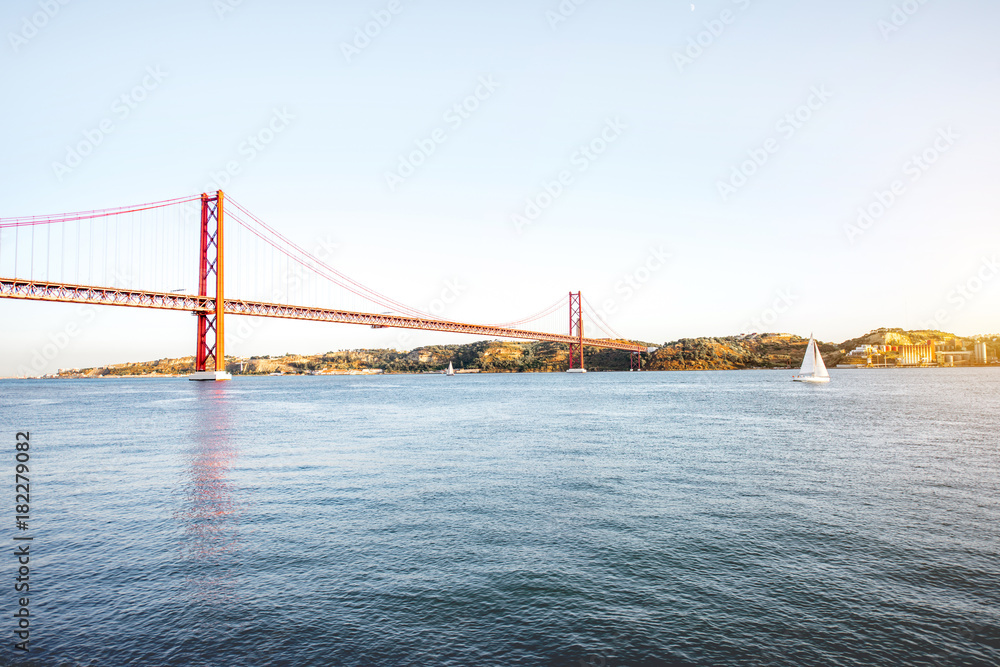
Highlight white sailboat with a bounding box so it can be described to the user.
[445,361,455,376]
[793,335,830,384]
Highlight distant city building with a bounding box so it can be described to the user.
[974,342,988,364]
[940,350,972,366]
[898,344,935,366]
[846,344,893,365]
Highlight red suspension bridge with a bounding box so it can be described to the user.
[0,191,650,379]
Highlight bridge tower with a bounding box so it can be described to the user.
[630,350,642,371]
[190,191,231,381]
[567,291,586,373]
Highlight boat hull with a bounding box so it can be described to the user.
[793,375,830,384]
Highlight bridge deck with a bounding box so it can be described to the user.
[0,278,646,353]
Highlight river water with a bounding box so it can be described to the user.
[2,369,998,666]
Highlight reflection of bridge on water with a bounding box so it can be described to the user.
[178,385,241,604]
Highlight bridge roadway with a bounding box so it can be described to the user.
[1,278,647,353]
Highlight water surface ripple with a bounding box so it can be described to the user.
[3,369,998,665]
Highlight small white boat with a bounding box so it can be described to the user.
[793,335,830,384]
[445,361,455,376]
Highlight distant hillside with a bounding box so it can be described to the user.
[645,333,835,370]
[55,329,998,378]
[59,341,639,377]
[830,328,999,366]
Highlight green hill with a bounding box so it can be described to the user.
[56,329,998,378]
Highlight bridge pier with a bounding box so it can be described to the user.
[630,351,642,371]
[567,291,586,373]
[190,370,232,381]
[190,191,231,381]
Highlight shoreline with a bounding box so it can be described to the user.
[6,364,998,381]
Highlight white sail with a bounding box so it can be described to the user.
[813,341,829,378]
[794,334,830,383]
[800,338,817,375]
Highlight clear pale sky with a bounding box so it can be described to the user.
[1,0,998,376]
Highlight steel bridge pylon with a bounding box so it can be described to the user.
[630,350,642,371]
[190,191,231,381]
[567,291,586,373]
